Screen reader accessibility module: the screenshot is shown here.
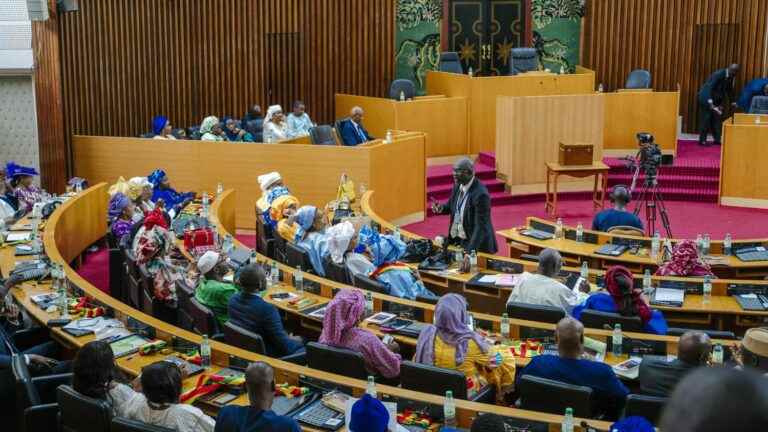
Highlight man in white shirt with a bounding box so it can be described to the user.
[506,248,589,314]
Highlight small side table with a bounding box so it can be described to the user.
[545,161,610,216]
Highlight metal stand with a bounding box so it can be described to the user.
[633,179,673,237]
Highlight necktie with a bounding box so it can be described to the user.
[356,124,366,142]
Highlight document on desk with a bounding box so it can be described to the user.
[654,288,685,304]
[477,274,500,284]
[6,232,31,242]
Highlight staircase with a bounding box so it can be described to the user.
[426,140,721,208]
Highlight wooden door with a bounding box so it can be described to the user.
[487,0,527,76]
[449,1,486,75]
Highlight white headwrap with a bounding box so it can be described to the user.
[128,176,152,189]
[264,105,283,124]
[197,250,221,275]
[258,172,282,192]
[200,116,219,134]
[326,221,356,264]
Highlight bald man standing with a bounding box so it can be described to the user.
[517,318,628,417]
[431,158,498,254]
[214,362,301,432]
[639,331,711,397]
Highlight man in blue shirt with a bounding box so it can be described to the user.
[215,362,301,432]
[227,264,304,358]
[591,185,643,232]
[338,106,374,146]
[517,317,629,417]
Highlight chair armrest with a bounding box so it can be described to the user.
[471,384,496,404]
[33,373,73,403]
[12,327,51,351]
[280,351,307,366]
[24,402,60,431]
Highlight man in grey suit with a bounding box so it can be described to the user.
[639,331,711,397]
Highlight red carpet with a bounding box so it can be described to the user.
[77,247,110,293]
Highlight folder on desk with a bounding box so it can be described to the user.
[651,287,685,307]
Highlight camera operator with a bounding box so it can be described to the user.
[638,133,662,186]
[698,64,740,147]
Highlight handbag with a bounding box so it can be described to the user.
[401,239,433,263]
[183,227,217,256]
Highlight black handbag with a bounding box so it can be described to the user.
[401,239,433,263]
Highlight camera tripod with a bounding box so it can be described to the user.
[633,178,673,238]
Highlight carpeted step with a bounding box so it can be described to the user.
[477,151,496,167]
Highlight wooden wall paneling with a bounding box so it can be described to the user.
[720,124,768,206]
[583,0,768,133]
[31,0,68,192]
[56,0,395,142]
[603,91,680,154]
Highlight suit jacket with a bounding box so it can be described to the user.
[638,356,696,397]
[698,69,735,106]
[227,292,303,358]
[436,179,498,253]
[338,119,373,146]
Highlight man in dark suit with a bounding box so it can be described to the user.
[638,331,711,397]
[698,63,739,146]
[431,158,498,254]
[338,106,374,146]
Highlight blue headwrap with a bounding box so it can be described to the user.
[357,225,406,267]
[265,186,290,205]
[6,161,38,178]
[293,205,317,241]
[609,417,655,432]
[108,192,130,222]
[349,394,388,432]
[152,116,169,136]
[147,169,166,188]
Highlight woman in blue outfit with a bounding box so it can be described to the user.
[573,265,668,335]
[354,225,437,301]
[147,169,195,213]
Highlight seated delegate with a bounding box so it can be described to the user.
[319,289,401,378]
[573,265,668,334]
[517,317,629,418]
[286,100,314,138]
[638,331,711,397]
[6,161,42,213]
[735,327,768,374]
[413,293,515,402]
[655,240,714,277]
[108,192,136,244]
[152,115,177,140]
[71,340,137,416]
[338,106,374,146]
[132,209,185,304]
[214,361,301,432]
[227,264,304,358]
[195,251,239,326]
[591,185,643,232]
[201,115,226,142]
[147,168,195,213]
[506,248,589,314]
[264,105,289,142]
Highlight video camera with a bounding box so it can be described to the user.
[623,132,662,189]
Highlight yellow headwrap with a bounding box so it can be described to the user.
[108,176,142,200]
[269,194,299,223]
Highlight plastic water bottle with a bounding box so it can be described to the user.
[703,234,711,255]
[393,226,401,241]
[500,313,510,341]
[75,182,83,193]
[385,130,393,144]
[444,390,457,427]
[580,261,589,279]
[651,231,661,260]
[216,182,224,197]
[0,218,6,243]
[454,249,463,264]
[200,335,211,368]
[467,313,475,331]
[612,324,623,357]
[703,275,712,304]
[365,290,374,315]
[58,266,69,318]
[556,218,564,239]
[663,238,673,260]
[469,250,478,272]
[643,269,652,291]
[560,65,566,75]
[202,191,209,208]
[294,266,304,295]
[724,233,733,255]
[222,234,234,254]
[576,222,584,242]
[468,66,474,77]
[399,91,406,101]
[270,261,280,285]
[696,234,704,254]
[712,344,724,364]
[757,116,762,125]
[562,407,574,432]
[249,250,257,265]
[598,83,604,93]
[366,376,377,397]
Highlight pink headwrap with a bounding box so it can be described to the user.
[655,240,714,277]
[319,289,365,346]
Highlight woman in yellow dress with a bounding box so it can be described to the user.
[413,294,515,402]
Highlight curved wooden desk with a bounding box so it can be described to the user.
[498,217,768,279]
[1,183,617,431]
[359,191,768,332]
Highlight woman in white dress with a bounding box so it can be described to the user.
[263,105,289,142]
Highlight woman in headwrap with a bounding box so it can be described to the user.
[222,117,254,142]
[0,165,18,223]
[353,225,437,300]
[573,266,668,335]
[132,209,183,304]
[6,161,42,213]
[200,116,224,142]
[151,116,176,140]
[414,294,516,401]
[147,169,195,212]
[128,176,155,221]
[256,172,285,214]
[290,206,341,276]
[263,105,288,142]
[319,289,401,378]
[108,192,135,243]
[655,240,714,277]
[271,194,300,240]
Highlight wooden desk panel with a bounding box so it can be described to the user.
[720,123,768,208]
[603,91,679,154]
[496,94,604,187]
[732,113,768,125]
[73,134,426,229]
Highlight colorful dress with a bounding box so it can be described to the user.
[132,225,183,303]
[433,336,516,396]
[111,218,133,243]
[14,185,42,213]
